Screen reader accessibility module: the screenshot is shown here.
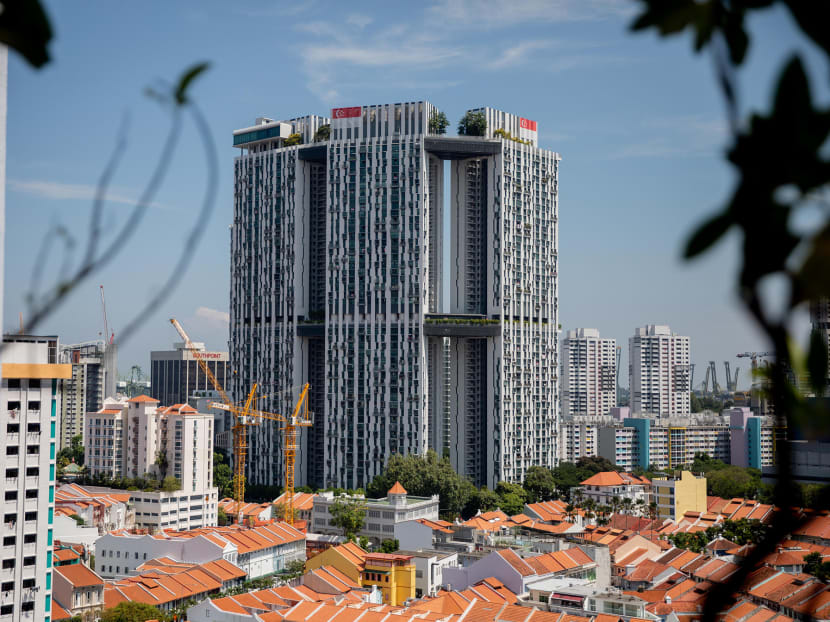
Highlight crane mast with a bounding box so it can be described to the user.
[168,318,311,526]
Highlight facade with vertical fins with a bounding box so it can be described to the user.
[230,103,560,489]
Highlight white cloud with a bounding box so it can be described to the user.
[428,0,632,29]
[9,179,166,209]
[196,306,230,324]
[488,40,554,69]
[299,24,465,101]
[346,14,373,29]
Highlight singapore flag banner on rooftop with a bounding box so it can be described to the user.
[519,117,538,144]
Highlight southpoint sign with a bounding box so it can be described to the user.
[190,352,224,360]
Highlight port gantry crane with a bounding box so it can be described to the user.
[169,319,312,526]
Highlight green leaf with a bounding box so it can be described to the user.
[174,61,210,105]
[808,329,828,396]
[0,0,53,68]
[684,211,733,259]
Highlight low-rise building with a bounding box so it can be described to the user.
[652,471,707,521]
[96,521,304,580]
[442,546,598,595]
[273,490,316,524]
[53,563,105,621]
[304,542,416,606]
[55,483,133,532]
[312,482,439,542]
[577,472,650,507]
[396,549,459,598]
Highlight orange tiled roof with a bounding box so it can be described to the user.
[55,563,103,588]
[580,471,649,487]
[127,394,159,402]
[388,481,407,495]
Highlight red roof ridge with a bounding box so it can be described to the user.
[388,481,407,495]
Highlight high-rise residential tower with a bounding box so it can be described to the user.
[629,325,690,415]
[1,334,71,621]
[811,298,830,393]
[230,102,560,489]
[58,340,117,449]
[561,328,617,418]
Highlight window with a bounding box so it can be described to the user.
[24,512,36,522]
[7,379,20,389]
[0,605,12,615]
[25,467,37,477]
[26,424,39,433]
[26,446,38,455]
[3,514,14,525]
[27,380,40,389]
[4,492,16,501]
[27,402,40,412]
[1,560,14,570]
[5,424,18,434]
[1,538,12,547]
[23,534,35,544]
[25,491,37,500]
[5,447,17,456]
[22,557,34,567]
[4,470,16,479]
[0,582,11,592]
[21,579,34,589]
[20,602,33,612]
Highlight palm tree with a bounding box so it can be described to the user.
[611,496,621,515]
[621,497,633,516]
[635,498,646,517]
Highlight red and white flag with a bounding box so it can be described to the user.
[332,107,362,119]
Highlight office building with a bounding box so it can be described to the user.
[652,471,707,521]
[561,329,617,418]
[58,340,117,449]
[84,396,218,530]
[629,325,690,416]
[230,102,560,489]
[1,334,71,622]
[150,341,228,408]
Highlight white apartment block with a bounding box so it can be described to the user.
[560,418,600,464]
[1,334,71,622]
[230,102,560,489]
[629,325,690,416]
[84,396,218,530]
[312,483,439,542]
[58,340,116,449]
[96,521,305,580]
[561,329,616,418]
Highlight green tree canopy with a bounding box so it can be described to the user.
[313,124,331,142]
[285,132,302,146]
[429,111,449,134]
[463,487,501,517]
[706,466,761,499]
[213,451,233,498]
[161,476,181,492]
[523,466,558,503]
[495,481,527,516]
[100,601,167,622]
[329,497,367,540]
[380,538,399,553]
[366,450,476,519]
[457,111,486,136]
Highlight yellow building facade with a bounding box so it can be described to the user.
[653,470,707,521]
[305,543,415,606]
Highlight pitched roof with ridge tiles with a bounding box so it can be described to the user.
[127,394,159,403]
[55,563,104,588]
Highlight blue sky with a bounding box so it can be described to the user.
[5,0,824,388]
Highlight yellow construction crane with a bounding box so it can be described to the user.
[169,318,312,525]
